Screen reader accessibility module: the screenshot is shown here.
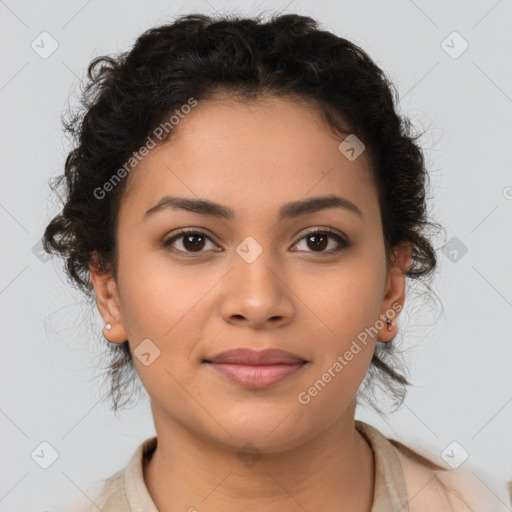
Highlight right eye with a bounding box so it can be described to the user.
[162,229,220,254]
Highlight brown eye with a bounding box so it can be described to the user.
[306,233,328,251]
[292,229,349,254]
[163,227,349,256]
[163,230,216,253]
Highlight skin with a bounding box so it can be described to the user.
[90,94,411,512]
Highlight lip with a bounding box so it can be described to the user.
[203,348,308,389]
[205,348,307,365]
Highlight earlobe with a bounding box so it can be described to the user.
[378,312,398,343]
[89,258,129,344]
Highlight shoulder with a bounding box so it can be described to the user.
[393,441,512,512]
[87,435,158,512]
[89,467,130,511]
[65,467,129,512]
[73,435,156,512]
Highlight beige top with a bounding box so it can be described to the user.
[78,421,511,512]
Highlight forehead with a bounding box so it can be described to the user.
[120,95,377,223]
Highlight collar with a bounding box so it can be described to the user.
[355,420,410,511]
[123,420,409,511]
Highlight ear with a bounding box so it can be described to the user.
[377,242,411,342]
[89,252,129,343]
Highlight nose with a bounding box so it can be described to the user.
[219,254,295,330]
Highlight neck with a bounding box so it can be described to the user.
[143,401,375,512]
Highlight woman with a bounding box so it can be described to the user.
[43,12,511,512]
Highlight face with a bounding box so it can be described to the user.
[91,94,410,453]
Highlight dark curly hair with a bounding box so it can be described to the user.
[43,12,445,418]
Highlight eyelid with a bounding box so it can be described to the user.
[293,225,347,242]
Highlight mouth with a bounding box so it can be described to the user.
[203,348,309,389]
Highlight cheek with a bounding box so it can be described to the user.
[305,258,385,348]
[293,252,385,410]
[295,271,382,421]
[115,256,219,388]
[117,247,205,337]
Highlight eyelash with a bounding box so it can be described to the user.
[162,227,349,256]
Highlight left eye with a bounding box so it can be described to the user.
[292,229,348,254]
[163,228,348,254]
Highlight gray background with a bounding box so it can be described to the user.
[1,0,511,510]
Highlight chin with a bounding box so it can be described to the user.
[207,408,313,454]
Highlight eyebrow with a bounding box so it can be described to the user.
[143,194,363,221]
